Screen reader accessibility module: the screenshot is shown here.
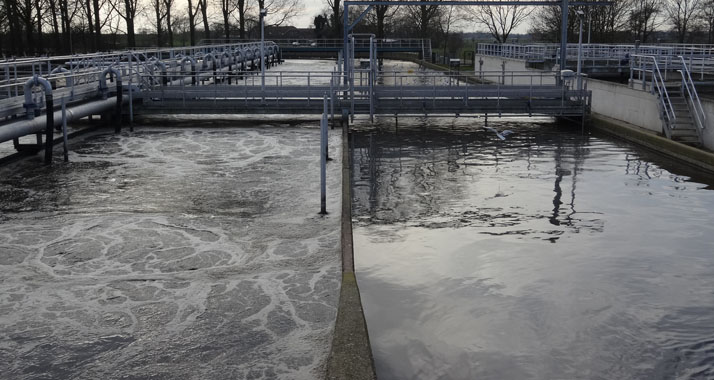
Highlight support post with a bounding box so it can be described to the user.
[44,92,54,165]
[343,5,349,85]
[320,94,328,215]
[560,0,569,81]
[61,97,69,162]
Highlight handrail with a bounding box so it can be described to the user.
[678,55,707,136]
[631,54,676,131]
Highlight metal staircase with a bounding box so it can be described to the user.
[665,85,701,145]
[631,55,707,147]
[422,40,432,62]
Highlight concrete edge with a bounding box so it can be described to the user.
[590,113,714,174]
[325,125,377,380]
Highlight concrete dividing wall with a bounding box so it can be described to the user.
[586,79,662,134]
[474,54,556,85]
[475,54,714,151]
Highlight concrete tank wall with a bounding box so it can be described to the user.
[698,101,714,150]
[586,79,662,134]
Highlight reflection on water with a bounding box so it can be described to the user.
[351,117,714,379]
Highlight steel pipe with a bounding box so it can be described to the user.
[0,96,127,144]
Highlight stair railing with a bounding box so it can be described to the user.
[677,55,707,143]
[631,54,677,137]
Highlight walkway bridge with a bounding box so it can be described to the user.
[1,38,590,163]
[201,38,432,58]
[478,43,714,80]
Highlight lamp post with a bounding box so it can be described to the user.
[587,10,591,44]
[260,8,267,92]
[576,9,584,92]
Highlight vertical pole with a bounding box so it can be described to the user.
[115,75,123,134]
[320,94,328,214]
[343,5,349,85]
[260,9,266,92]
[62,97,69,162]
[44,93,54,165]
[128,54,134,127]
[587,10,591,44]
[577,15,583,91]
[560,0,569,80]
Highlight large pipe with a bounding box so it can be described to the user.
[99,67,123,133]
[50,66,74,90]
[179,56,198,85]
[22,76,54,164]
[23,75,52,119]
[0,96,126,144]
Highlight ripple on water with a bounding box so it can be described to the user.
[352,117,714,379]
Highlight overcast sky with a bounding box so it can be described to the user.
[288,0,531,34]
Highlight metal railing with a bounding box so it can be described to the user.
[678,55,707,140]
[477,43,714,76]
[630,54,676,135]
[200,38,429,50]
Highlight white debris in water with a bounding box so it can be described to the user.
[0,125,343,380]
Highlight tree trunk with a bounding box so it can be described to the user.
[166,4,173,46]
[188,0,196,45]
[23,0,34,55]
[92,0,101,50]
[127,18,135,47]
[238,0,246,39]
[59,0,71,52]
[35,0,43,52]
[155,0,162,46]
[4,0,19,55]
[223,7,229,40]
[49,0,62,52]
[332,0,341,38]
[376,5,387,39]
[200,0,209,40]
[124,0,136,47]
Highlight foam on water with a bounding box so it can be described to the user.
[0,123,342,379]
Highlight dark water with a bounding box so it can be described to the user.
[351,118,714,380]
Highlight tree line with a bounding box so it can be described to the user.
[0,0,298,55]
[2,0,714,56]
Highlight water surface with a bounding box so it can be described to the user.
[352,118,714,379]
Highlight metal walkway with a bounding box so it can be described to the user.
[478,43,714,80]
[1,37,591,163]
[202,38,431,56]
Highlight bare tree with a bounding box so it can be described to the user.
[702,0,714,43]
[628,0,661,43]
[58,0,80,52]
[199,0,210,40]
[261,0,300,26]
[235,0,247,38]
[151,0,166,46]
[216,0,233,40]
[664,0,703,43]
[405,0,441,39]
[47,0,61,50]
[186,0,199,44]
[109,0,139,47]
[163,0,175,45]
[468,4,532,43]
[326,0,341,37]
[437,5,467,56]
[368,0,399,39]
